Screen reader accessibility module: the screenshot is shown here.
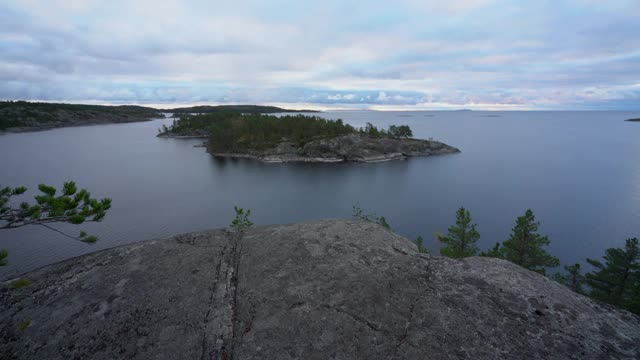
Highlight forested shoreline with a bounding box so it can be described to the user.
[0,101,163,132]
[0,102,315,132]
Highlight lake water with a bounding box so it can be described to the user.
[1,111,639,279]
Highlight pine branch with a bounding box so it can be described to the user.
[38,223,96,243]
[0,181,108,265]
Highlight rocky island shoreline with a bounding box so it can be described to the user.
[208,133,460,163]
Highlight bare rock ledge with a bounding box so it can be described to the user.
[1,220,639,359]
[209,133,461,163]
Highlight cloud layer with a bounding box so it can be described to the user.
[1,0,639,109]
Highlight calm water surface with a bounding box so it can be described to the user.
[1,111,639,279]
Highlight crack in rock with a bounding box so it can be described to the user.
[200,231,244,360]
[393,301,416,358]
[320,304,383,333]
[199,243,228,360]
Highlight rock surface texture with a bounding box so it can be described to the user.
[209,134,460,162]
[1,220,639,359]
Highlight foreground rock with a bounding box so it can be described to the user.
[1,220,638,359]
[209,133,460,162]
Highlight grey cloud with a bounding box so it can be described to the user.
[1,0,639,109]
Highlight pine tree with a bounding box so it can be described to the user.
[414,236,428,254]
[585,238,640,312]
[480,242,503,258]
[229,206,253,231]
[0,182,111,265]
[377,216,391,230]
[502,209,559,274]
[552,263,584,293]
[352,205,391,230]
[437,207,480,258]
[627,281,640,315]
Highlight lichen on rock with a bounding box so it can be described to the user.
[1,220,638,359]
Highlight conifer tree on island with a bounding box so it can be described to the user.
[0,181,111,265]
[479,242,503,258]
[552,263,585,293]
[414,235,428,254]
[501,209,559,274]
[585,238,639,312]
[437,207,480,258]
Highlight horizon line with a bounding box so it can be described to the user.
[2,99,639,112]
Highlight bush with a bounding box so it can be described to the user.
[230,206,253,231]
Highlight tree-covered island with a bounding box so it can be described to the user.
[158,112,460,162]
[0,101,163,132]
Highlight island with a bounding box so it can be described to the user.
[625,118,640,122]
[0,101,164,132]
[158,112,460,162]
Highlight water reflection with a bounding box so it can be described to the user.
[0,111,638,279]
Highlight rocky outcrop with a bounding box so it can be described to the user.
[209,134,460,163]
[157,134,209,139]
[1,219,638,359]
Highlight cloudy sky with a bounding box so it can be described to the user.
[1,0,639,110]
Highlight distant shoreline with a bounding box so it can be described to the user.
[0,102,318,133]
[166,104,319,114]
[1,118,160,134]
[0,101,163,133]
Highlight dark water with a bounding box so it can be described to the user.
[1,111,639,279]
